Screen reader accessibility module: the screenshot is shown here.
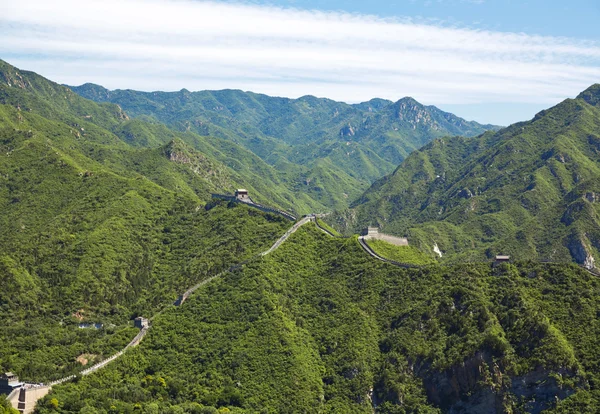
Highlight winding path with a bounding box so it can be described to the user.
[8,216,314,413]
[7,327,150,414]
[261,216,312,256]
[8,213,599,413]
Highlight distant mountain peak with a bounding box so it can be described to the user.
[577,84,600,106]
[352,98,393,112]
[69,82,112,100]
[395,96,420,105]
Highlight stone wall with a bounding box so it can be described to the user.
[211,194,296,221]
[364,233,409,246]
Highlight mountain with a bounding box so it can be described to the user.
[36,225,600,413]
[339,85,600,267]
[0,59,343,214]
[3,59,600,413]
[0,59,295,379]
[69,83,500,210]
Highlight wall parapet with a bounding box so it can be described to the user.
[211,193,296,221]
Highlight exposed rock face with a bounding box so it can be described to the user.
[585,192,598,203]
[340,125,356,137]
[114,105,130,121]
[163,139,229,189]
[0,68,31,89]
[433,243,443,258]
[577,84,600,106]
[567,236,597,270]
[166,145,192,165]
[392,98,440,131]
[421,351,579,414]
[422,351,503,414]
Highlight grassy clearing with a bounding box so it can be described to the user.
[366,239,437,265]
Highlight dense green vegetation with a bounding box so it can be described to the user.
[0,59,293,381]
[36,225,600,413]
[366,239,436,265]
[0,397,19,414]
[338,86,600,268]
[315,218,342,237]
[70,83,498,211]
[3,59,600,413]
[0,199,289,382]
[0,59,335,214]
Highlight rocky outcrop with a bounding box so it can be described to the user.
[567,235,597,270]
[584,192,598,203]
[165,144,193,165]
[420,351,580,414]
[114,105,129,121]
[0,68,31,89]
[340,125,356,137]
[577,84,600,106]
[421,351,503,414]
[392,98,440,131]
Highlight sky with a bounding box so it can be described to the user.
[1,0,599,125]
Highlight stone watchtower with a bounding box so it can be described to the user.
[134,317,149,329]
[235,189,249,201]
[361,227,379,237]
[0,372,20,395]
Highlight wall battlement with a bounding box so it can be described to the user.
[361,227,408,246]
[211,192,296,221]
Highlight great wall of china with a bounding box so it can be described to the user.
[5,194,599,413]
[211,190,297,221]
[4,209,312,414]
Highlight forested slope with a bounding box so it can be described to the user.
[340,85,600,267]
[70,82,499,210]
[36,225,600,413]
[0,59,293,381]
[0,59,332,214]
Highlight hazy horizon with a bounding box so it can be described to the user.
[2,0,598,125]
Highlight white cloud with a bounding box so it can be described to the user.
[1,0,599,118]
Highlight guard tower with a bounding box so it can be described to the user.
[0,372,21,395]
[134,317,149,329]
[361,227,379,237]
[495,255,510,263]
[494,255,511,268]
[235,189,249,201]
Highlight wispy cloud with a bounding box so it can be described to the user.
[0,0,598,113]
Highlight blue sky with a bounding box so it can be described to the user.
[1,0,599,125]
[263,0,599,38]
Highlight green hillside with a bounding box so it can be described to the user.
[0,60,296,381]
[69,82,499,210]
[2,59,600,413]
[340,86,600,268]
[36,225,600,413]
[0,59,335,214]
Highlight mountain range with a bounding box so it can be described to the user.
[2,58,600,413]
[70,82,499,211]
[336,85,600,267]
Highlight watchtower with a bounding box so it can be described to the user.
[493,255,511,268]
[134,317,149,329]
[235,189,249,201]
[495,255,510,263]
[361,227,379,237]
[0,372,21,395]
